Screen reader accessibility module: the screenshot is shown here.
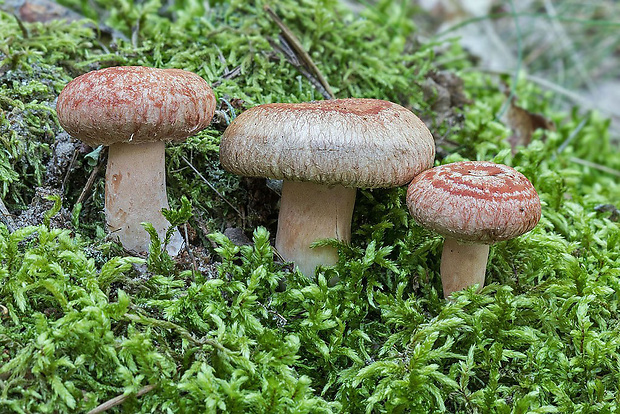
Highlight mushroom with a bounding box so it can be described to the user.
[57,66,216,256]
[220,98,435,277]
[406,161,541,297]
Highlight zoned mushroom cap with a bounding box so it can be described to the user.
[407,161,541,244]
[219,98,435,188]
[57,66,216,146]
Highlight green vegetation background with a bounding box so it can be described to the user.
[0,0,619,412]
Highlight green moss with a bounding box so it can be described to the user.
[1,0,619,412]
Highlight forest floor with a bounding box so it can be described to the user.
[0,0,619,413]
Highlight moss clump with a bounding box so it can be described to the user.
[1,0,446,233]
[1,0,619,413]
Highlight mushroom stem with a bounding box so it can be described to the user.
[440,237,489,297]
[275,181,356,277]
[105,141,183,256]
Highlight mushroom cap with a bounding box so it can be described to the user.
[406,161,541,243]
[57,66,216,146]
[219,98,435,188]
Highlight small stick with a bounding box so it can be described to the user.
[124,311,227,351]
[76,160,103,206]
[75,147,106,206]
[267,37,333,100]
[211,66,241,88]
[184,223,199,279]
[215,44,229,73]
[86,384,156,414]
[0,196,16,232]
[211,44,242,88]
[61,148,80,194]
[264,4,335,99]
[180,155,242,218]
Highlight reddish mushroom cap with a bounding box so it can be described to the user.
[406,161,541,243]
[57,66,216,146]
[220,98,435,188]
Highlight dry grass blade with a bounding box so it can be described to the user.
[0,196,16,232]
[264,4,335,99]
[212,65,241,88]
[211,45,242,88]
[184,223,199,279]
[553,117,588,158]
[86,384,156,414]
[570,157,620,177]
[61,148,79,194]
[76,148,107,206]
[542,0,596,94]
[180,155,242,218]
[266,36,333,99]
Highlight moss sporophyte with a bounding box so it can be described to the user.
[0,0,619,413]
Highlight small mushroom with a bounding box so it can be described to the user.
[57,66,216,256]
[220,98,435,277]
[406,161,541,297]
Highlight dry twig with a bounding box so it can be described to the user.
[86,384,156,414]
[0,196,16,232]
[180,155,243,218]
[76,148,107,206]
[61,148,79,194]
[184,223,199,279]
[264,4,335,100]
[211,45,242,88]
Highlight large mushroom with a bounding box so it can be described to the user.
[406,161,541,297]
[220,98,435,277]
[57,66,216,256]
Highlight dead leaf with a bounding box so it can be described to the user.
[421,71,471,158]
[223,227,252,246]
[504,96,555,153]
[0,0,129,41]
[421,70,471,125]
[18,0,83,23]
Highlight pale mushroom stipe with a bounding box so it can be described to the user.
[220,98,435,277]
[57,66,216,256]
[406,161,541,297]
